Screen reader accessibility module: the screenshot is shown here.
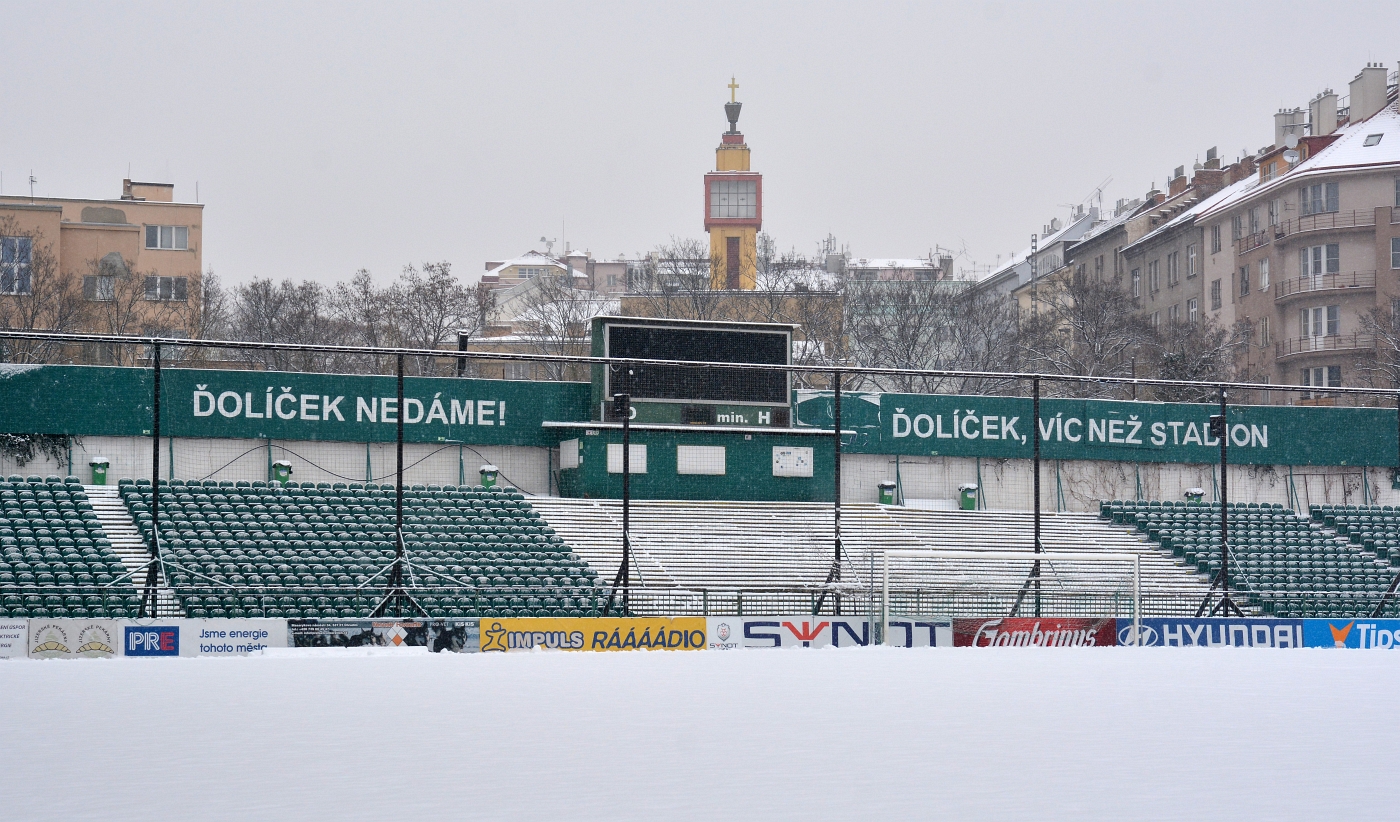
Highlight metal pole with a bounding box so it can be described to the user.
[1133,554,1141,646]
[833,370,843,614]
[1032,376,1041,617]
[1219,387,1229,607]
[395,352,404,617]
[621,394,631,613]
[142,340,162,618]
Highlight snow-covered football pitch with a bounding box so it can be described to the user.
[2,646,1395,821]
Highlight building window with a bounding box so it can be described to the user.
[1167,304,1180,324]
[1210,279,1222,310]
[1211,225,1222,253]
[1259,258,1270,291]
[1364,134,1384,147]
[1299,243,1340,276]
[1301,365,1342,392]
[1392,237,1400,270]
[1166,251,1179,286]
[1239,265,1250,296]
[1268,199,1281,227]
[1094,255,1104,280]
[83,275,116,301]
[1299,182,1339,216]
[1259,316,1269,346]
[1231,215,1244,241]
[144,225,189,250]
[1130,269,1141,298]
[1395,177,1400,207]
[1300,305,1340,337]
[1150,311,1160,328]
[1186,244,1197,277]
[1148,260,1160,293]
[1187,298,1199,324]
[0,236,33,295]
[504,362,533,380]
[144,276,188,301]
[1248,207,1260,235]
[709,179,757,219]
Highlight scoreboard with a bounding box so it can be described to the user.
[591,317,793,427]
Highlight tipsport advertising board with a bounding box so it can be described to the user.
[478,617,706,652]
[1302,619,1400,649]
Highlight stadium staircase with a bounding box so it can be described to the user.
[528,498,1217,616]
[86,485,184,617]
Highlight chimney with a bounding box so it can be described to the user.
[1274,108,1305,147]
[1310,89,1339,136]
[1204,146,1220,170]
[1168,166,1188,196]
[1191,167,1226,198]
[1145,184,1163,206]
[121,179,174,202]
[1349,63,1389,123]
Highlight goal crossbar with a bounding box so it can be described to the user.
[880,549,1141,645]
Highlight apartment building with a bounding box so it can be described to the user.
[0,179,204,347]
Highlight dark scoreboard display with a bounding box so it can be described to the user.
[605,323,790,405]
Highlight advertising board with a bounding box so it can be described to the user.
[183,619,288,656]
[289,619,429,649]
[886,617,954,647]
[705,616,871,649]
[0,620,28,658]
[953,618,1117,647]
[1122,618,1303,648]
[479,617,705,652]
[1303,619,1400,649]
[30,619,122,659]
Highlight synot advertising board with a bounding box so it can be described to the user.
[704,616,874,649]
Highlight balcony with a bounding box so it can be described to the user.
[1273,269,1377,301]
[1275,332,1376,359]
[1236,231,1270,255]
[1274,209,1377,241]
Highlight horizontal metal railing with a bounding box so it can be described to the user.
[1280,209,1377,237]
[1273,269,1377,300]
[1275,332,1376,359]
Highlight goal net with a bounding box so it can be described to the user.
[881,548,1141,640]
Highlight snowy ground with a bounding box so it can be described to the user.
[2,647,1396,821]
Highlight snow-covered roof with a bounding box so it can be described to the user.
[846,258,937,270]
[1124,174,1258,252]
[485,251,587,279]
[1072,201,1141,245]
[1200,100,1400,218]
[983,208,1098,281]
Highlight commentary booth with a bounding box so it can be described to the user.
[548,316,837,502]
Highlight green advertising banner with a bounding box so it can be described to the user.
[793,390,1398,467]
[0,365,591,447]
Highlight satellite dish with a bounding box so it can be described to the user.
[1283,149,1300,164]
[1284,133,1300,149]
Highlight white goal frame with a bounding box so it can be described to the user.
[881,549,1141,645]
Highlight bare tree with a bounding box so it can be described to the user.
[1144,316,1244,402]
[1017,273,1153,398]
[391,261,482,375]
[625,237,727,321]
[0,217,85,363]
[226,278,346,372]
[512,272,610,380]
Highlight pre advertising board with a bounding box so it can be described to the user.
[794,390,1398,467]
[0,365,590,447]
[953,617,1118,647]
[479,617,705,652]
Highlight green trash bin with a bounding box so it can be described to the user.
[89,457,109,486]
[958,483,978,511]
[479,464,499,489]
[878,481,897,505]
[1184,487,1206,503]
[271,460,293,486]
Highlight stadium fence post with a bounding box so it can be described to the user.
[1032,375,1041,617]
[604,393,631,616]
[139,339,162,618]
[815,371,844,616]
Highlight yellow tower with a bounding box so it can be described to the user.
[705,78,762,290]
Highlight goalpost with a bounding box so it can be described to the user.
[880,549,1141,645]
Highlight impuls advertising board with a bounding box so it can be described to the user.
[479,617,705,652]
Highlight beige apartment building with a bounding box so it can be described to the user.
[1199,64,1399,395]
[0,179,204,356]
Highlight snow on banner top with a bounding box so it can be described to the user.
[0,365,590,447]
[792,390,1398,467]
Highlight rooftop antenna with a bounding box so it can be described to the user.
[540,236,556,256]
[28,171,36,203]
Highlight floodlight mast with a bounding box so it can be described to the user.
[604,393,632,615]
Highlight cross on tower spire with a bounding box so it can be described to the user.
[728,76,739,103]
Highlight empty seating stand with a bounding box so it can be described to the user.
[0,475,142,618]
[1101,499,1400,617]
[117,478,607,619]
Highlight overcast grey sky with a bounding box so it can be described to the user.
[3,1,1397,285]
